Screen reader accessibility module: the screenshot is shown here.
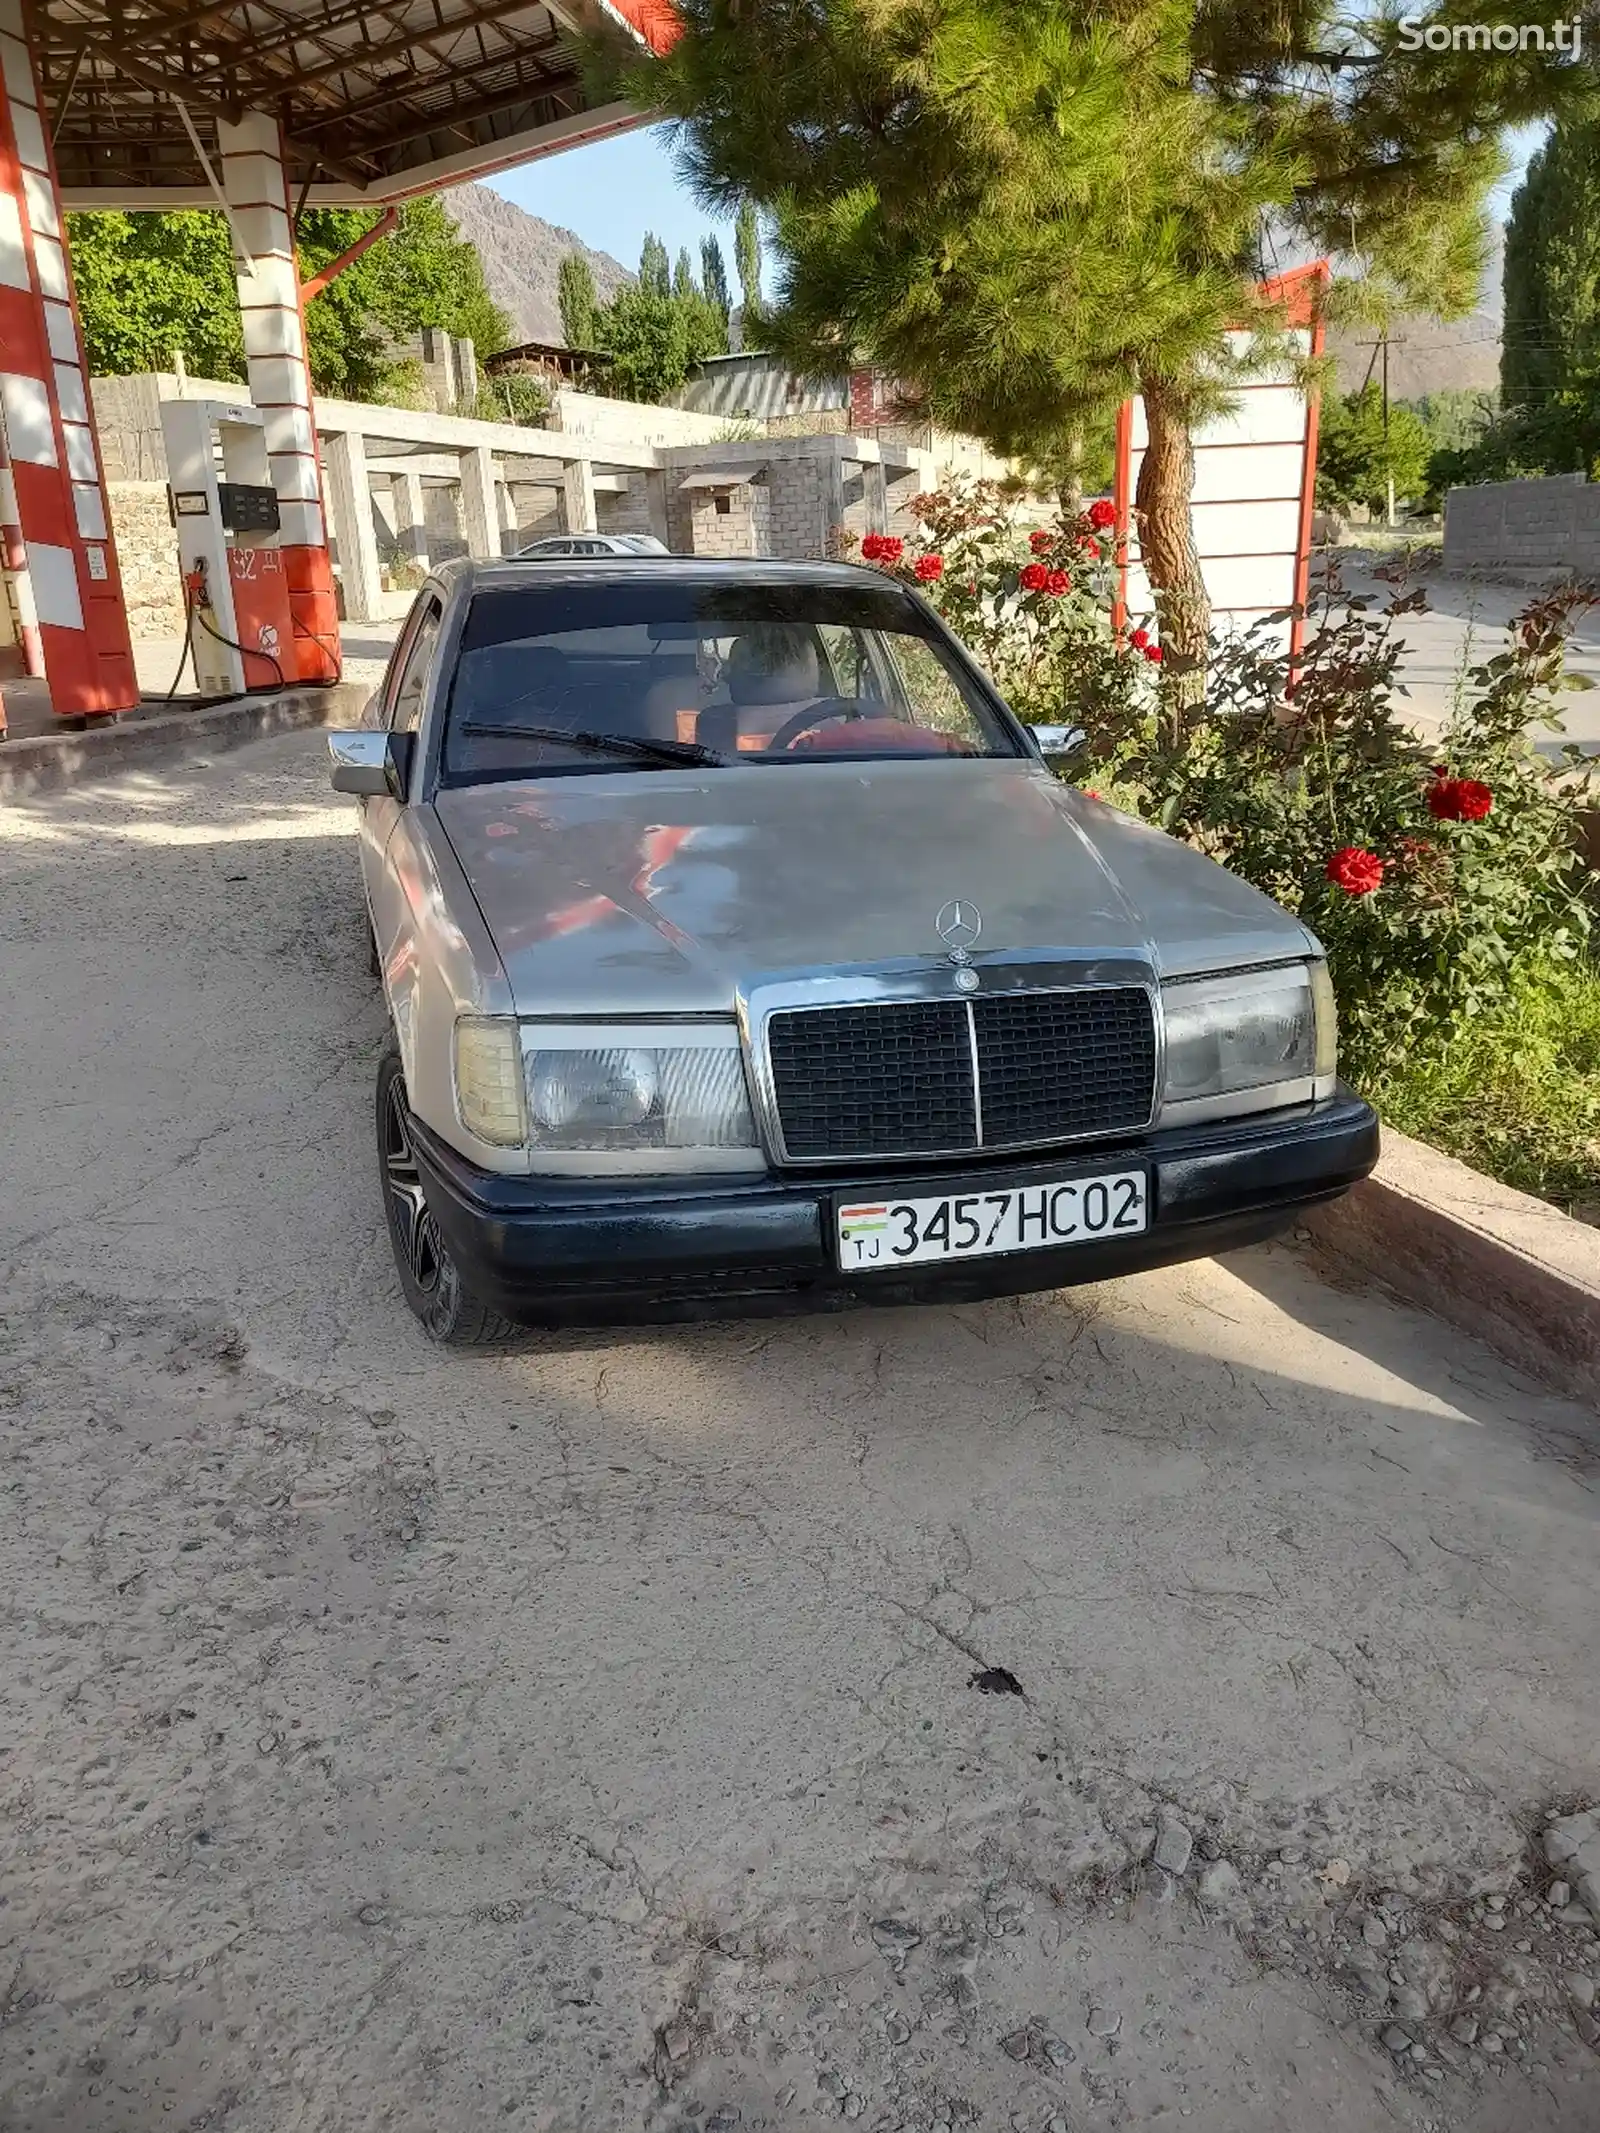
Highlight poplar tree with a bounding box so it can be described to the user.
[1501,120,1600,407]
[557,250,599,350]
[639,232,672,299]
[700,233,732,329]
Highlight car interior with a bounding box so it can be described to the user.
[444,619,982,778]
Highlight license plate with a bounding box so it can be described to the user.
[836,1170,1148,1270]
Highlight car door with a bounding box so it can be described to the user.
[362,595,442,959]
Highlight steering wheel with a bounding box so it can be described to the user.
[763,697,870,752]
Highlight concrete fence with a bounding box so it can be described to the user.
[1443,473,1600,577]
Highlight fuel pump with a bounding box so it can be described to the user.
[161,398,295,695]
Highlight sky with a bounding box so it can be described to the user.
[487,124,748,284]
[486,114,1544,290]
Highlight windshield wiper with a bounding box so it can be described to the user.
[459,721,726,768]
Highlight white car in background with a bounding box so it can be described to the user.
[515,533,670,559]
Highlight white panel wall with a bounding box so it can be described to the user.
[1122,344,1313,642]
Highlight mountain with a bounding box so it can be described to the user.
[441,182,632,348]
[1324,224,1504,400]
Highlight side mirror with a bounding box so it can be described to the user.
[329,729,413,799]
[1027,723,1086,757]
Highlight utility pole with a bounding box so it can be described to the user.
[1355,330,1407,526]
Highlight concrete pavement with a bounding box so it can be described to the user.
[1,734,1598,2133]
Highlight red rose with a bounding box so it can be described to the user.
[877,534,904,563]
[1046,569,1071,597]
[914,552,944,582]
[1427,773,1492,821]
[1087,498,1116,530]
[859,532,885,561]
[1129,627,1150,650]
[1326,846,1385,896]
[1144,644,1162,664]
[1029,530,1053,555]
[1082,537,1100,560]
[1019,562,1049,591]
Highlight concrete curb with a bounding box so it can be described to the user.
[1302,1125,1600,1405]
[0,681,370,802]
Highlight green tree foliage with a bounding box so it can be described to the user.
[67,196,508,401]
[599,0,1591,695]
[593,282,691,400]
[1412,390,1497,456]
[558,251,600,349]
[66,211,246,380]
[1438,118,1600,487]
[639,232,672,298]
[700,234,731,328]
[734,198,762,336]
[586,240,729,400]
[1316,385,1433,514]
[1501,122,1600,408]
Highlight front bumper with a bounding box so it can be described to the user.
[409,1089,1378,1327]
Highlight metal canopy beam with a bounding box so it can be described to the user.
[38,0,673,202]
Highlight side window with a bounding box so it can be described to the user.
[817,625,884,704]
[389,602,442,732]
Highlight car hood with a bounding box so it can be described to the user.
[434,759,1315,1017]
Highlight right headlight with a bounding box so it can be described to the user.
[522,1023,761,1170]
[1160,960,1336,1124]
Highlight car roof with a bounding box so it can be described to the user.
[434,554,903,593]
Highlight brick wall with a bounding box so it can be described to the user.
[765,461,827,558]
[681,483,769,557]
[597,476,655,538]
[1443,475,1600,574]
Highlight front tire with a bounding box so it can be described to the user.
[376,1039,520,1346]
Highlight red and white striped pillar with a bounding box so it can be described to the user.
[0,0,137,722]
[218,112,340,686]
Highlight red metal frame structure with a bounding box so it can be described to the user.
[0,0,676,723]
[1112,261,1330,672]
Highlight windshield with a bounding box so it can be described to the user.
[440,579,1022,782]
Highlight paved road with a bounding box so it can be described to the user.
[1325,556,1600,753]
[2,732,1598,2133]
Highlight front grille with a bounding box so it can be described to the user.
[767,1001,976,1159]
[766,986,1156,1161]
[973,989,1156,1145]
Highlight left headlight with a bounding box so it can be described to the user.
[1161,962,1336,1124]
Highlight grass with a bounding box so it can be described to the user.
[1361,959,1600,1221]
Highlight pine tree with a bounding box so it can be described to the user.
[700,234,731,328]
[601,0,1590,698]
[639,232,672,299]
[558,250,599,350]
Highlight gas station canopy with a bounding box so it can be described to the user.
[41,0,675,208]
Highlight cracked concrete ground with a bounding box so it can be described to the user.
[1,730,1598,2133]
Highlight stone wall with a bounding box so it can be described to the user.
[1443,475,1600,575]
[107,483,185,639]
[550,388,730,451]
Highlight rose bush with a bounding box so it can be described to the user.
[845,475,1154,744]
[844,483,1598,1096]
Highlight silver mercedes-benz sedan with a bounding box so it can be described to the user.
[330,556,1377,1342]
